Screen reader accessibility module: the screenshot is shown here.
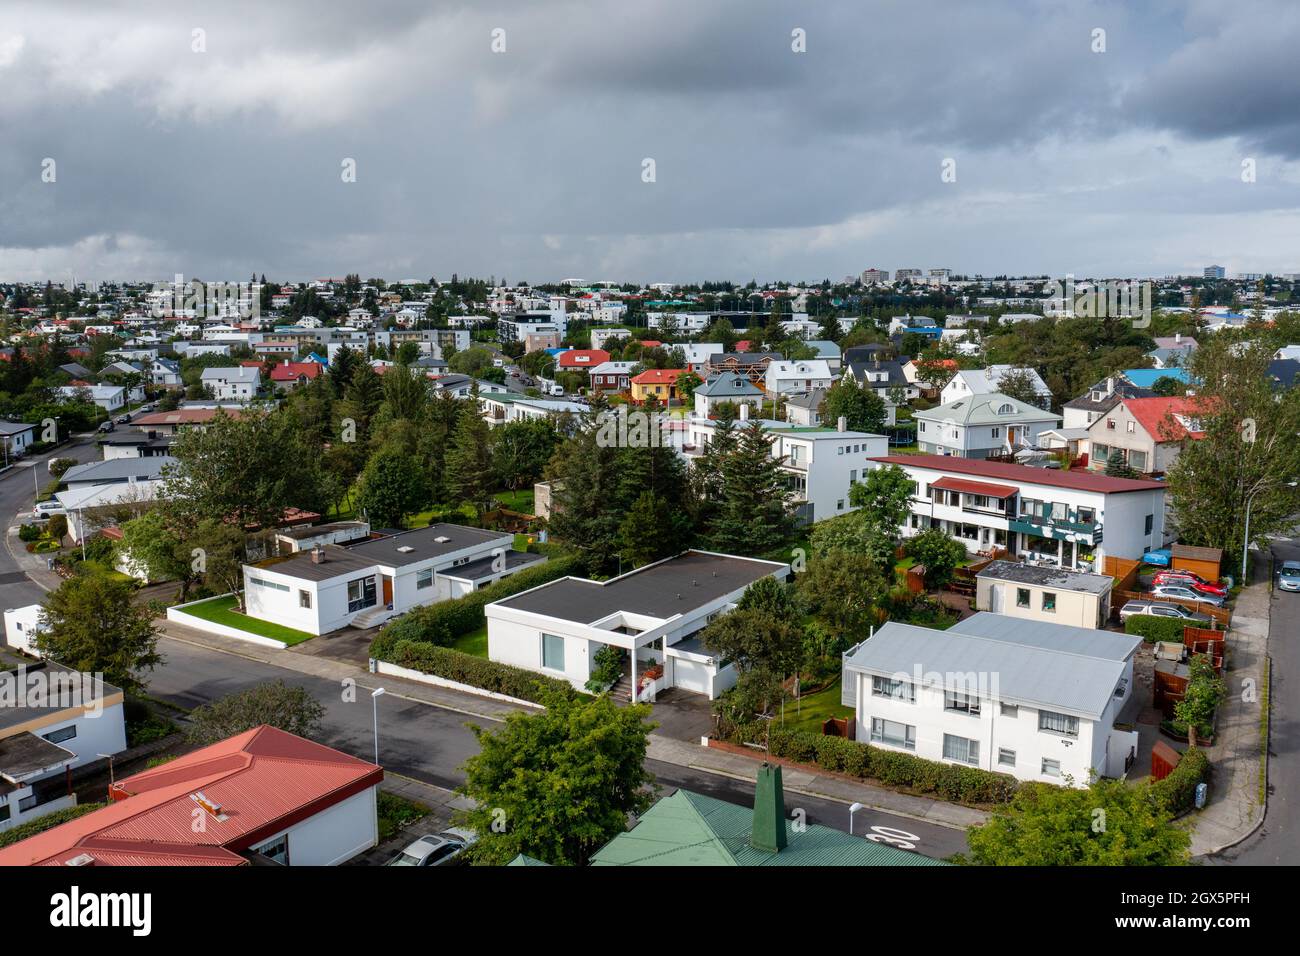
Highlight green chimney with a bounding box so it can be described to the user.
[750,763,788,853]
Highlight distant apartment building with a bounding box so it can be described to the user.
[860,268,889,285]
[1203,265,1226,279]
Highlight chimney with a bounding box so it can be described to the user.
[837,415,847,432]
[311,545,325,564]
[740,402,750,421]
[750,764,788,854]
[1175,332,1182,344]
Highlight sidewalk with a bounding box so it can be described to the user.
[647,735,988,830]
[1188,552,1270,856]
[346,773,476,866]
[4,526,64,592]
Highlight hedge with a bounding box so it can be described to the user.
[1125,614,1193,644]
[764,727,1020,805]
[384,639,575,705]
[1149,746,1210,815]
[369,553,581,660]
[0,803,105,849]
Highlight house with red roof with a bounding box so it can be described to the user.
[1085,396,1208,476]
[267,359,325,391]
[869,454,1169,572]
[630,368,687,404]
[0,726,382,867]
[556,348,610,373]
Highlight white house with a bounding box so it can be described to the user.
[200,366,260,400]
[939,365,1052,407]
[486,550,789,699]
[56,384,126,412]
[842,612,1141,787]
[693,373,764,418]
[242,523,544,635]
[914,392,1060,458]
[868,453,1169,571]
[0,421,36,459]
[763,360,833,397]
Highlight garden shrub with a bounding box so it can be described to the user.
[385,639,576,704]
[1148,746,1210,815]
[1125,614,1194,643]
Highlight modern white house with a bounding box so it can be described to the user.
[939,365,1052,407]
[242,523,544,635]
[486,550,789,699]
[684,416,889,524]
[868,454,1168,571]
[914,392,1060,459]
[763,360,833,397]
[479,395,585,427]
[841,612,1142,787]
[200,366,261,401]
[975,560,1114,629]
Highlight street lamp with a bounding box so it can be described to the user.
[848,802,866,836]
[370,687,386,765]
[97,753,116,789]
[1242,480,1299,582]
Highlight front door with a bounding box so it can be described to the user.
[382,576,393,607]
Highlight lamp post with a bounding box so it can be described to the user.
[97,753,116,789]
[370,687,386,765]
[848,802,866,836]
[1242,480,1298,582]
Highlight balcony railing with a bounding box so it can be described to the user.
[1010,511,1102,538]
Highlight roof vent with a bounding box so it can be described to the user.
[64,853,95,867]
[397,546,415,553]
[434,536,451,544]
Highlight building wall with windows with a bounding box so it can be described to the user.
[975,575,1112,630]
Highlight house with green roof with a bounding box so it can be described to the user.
[914,391,1060,459]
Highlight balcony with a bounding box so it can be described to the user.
[1009,510,1103,543]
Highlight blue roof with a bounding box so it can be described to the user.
[1123,368,1191,388]
[544,348,569,357]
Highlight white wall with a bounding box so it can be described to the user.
[253,785,378,866]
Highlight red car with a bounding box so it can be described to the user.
[1152,570,1228,597]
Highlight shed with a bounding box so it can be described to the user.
[1151,740,1182,781]
[1171,544,1223,584]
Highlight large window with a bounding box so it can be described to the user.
[944,690,981,716]
[43,725,76,744]
[870,718,916,750]
[250,576,289,592]
[1041,758,1062,778]
[871,675,916,703]
[1038,709,1080,737]
[542,633,566,671]
[347,576,377,613]
[416,568,434,590]
[943,734,980,765]
[1016,588,1030,608]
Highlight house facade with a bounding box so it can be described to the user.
[588,360,637,394]
[914,393,1060,458]
[939,365,1052,407]
[200,366,260,401]
[763,360,833,397]
[975,560,1114,629]
[1085,396,1205,476]
[693,373,764,418]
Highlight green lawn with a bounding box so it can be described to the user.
[493,488,535,512]
[448,624,489,658]
[180,595,315,646]
[780,678,854,734]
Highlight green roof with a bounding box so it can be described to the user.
[590,789,947,867]
[507,854,552,866]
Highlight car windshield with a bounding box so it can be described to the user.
[389,852,424,866]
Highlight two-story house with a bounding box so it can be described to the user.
[1085,396,1206,476]
[913,392,1060,459]
[200,366,260,401]
[939,365,1052,407]
[763,360,833,398]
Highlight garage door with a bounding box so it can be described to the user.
[672,658,710,695]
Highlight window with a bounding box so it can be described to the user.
[44,725,76,744]
[254,834,289,865]
[1016,588,1030,608]
[943,734,980,765]
[871,675,915,702]
[1000,702,1019,717]
[1039,710,1080,737]
[944,691,981,716]
[990,427,1001,439]
[250,576,289,592]
[416,568,434,590]
[1126,420,1136,433]
[1092,443,1109,462]
[0,804,9,822]
[1041,758,1062,778]
[1077,507,1095,524]
[299,589,311,609]
[1041,591,1057,613]
[1130,450,1147,472]
[1144,514,1154,535]
[998,748,1016,767]
[871,718,916,750]
[542,633,565,671]
[347,576,377,613]
[837,500,845,511]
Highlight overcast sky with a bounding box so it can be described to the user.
[3,0,1299,284]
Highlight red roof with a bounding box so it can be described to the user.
[133,408,244,426]
[557,349,610,369]
[931,476,1018,499]
[0,726,382,867]
[632,368,686,385]
[870,455,1167,495]
[270,361,324,382]
[638,340,663,348]
[1120,397,1207,442]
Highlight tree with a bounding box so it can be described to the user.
[186,680,325,746]
[456,692,656,866]
[119,511,194,599]
[546,423,624,575]
[701,608,804,681]
[443,407,495,513]
[708,422,796,556]
[797,549,889,636]
[966,778,1191,866]
[35,572,161,695]
[736,575,803,620]
[821,376,887,433]
[1173,654,1225,747]
[190,519,251,607]
[1151,375,1184,397]
[355,451,430,528]
[616,491,691,568]
[994,367,1049,409]
[1104,449,1139,479]
[905,527,967,591]
[492,418,559,491]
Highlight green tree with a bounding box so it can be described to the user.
[119,511,196,600]
[1173,654,1226,747]
[701,608,804,681]
[616,491,691,568]
[708,422,796,556]
[736,575,803,620]
[444,407,495,513]
[994,367,1049,409]
[456,692,656,866]
[797,549,889,636]
[35,572,161,695]
[186,680,326,746]
[904,527,967,591]
[966,778,1191,866]
[492,418,559,491]
[821,376,887,433]
[355,451,430,528]
[1104,449,1140,479]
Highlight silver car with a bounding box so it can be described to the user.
[1278,561,1300,593]
[385,829,477,867]
[1149,584,1226,608]
[1118,600,1212,625]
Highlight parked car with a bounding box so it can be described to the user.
[1118,600,1213,625]
[1278,560,1300,593]
[1150,584,1226,608]
[385,829,477,867]
[1152,570,1228,597]
[31,500,67,520]
[97,420,115,433]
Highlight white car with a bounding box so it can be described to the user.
[1278,561,1300,594]
[32,500,66,520]
[385,829,477,866]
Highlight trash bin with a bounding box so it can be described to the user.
[46,557,55,571]
[1194,782,1208,809]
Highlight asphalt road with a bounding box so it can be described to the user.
[1209,536,1300,865]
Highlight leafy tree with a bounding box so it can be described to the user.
[736,575,803,620]
[457,692,656,866]
[355,451,430,528]
[904,526,967,591]
[797,549,889,636]
[119,511,195,599]
[35,572,161,695]
[994,367,1049,409]
[1173,654,1226,747]
[492,418,560,491]
[701,608,804,680]
[1150,375,1184,397]
[821,376,887,433]
[186,680,325,746]
[966,778,1191,866]
[190,519,251,607]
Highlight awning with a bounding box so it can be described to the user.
[931,476,1018,498]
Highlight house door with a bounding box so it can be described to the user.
[382,576,393,607]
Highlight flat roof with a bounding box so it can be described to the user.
[0,663,123,733]
[975,560,1113,595]
[493,551,787,624]
[0,732,76,780]
[870,455,1167,495]
[258,523,509,580]
[440,549,545,581]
